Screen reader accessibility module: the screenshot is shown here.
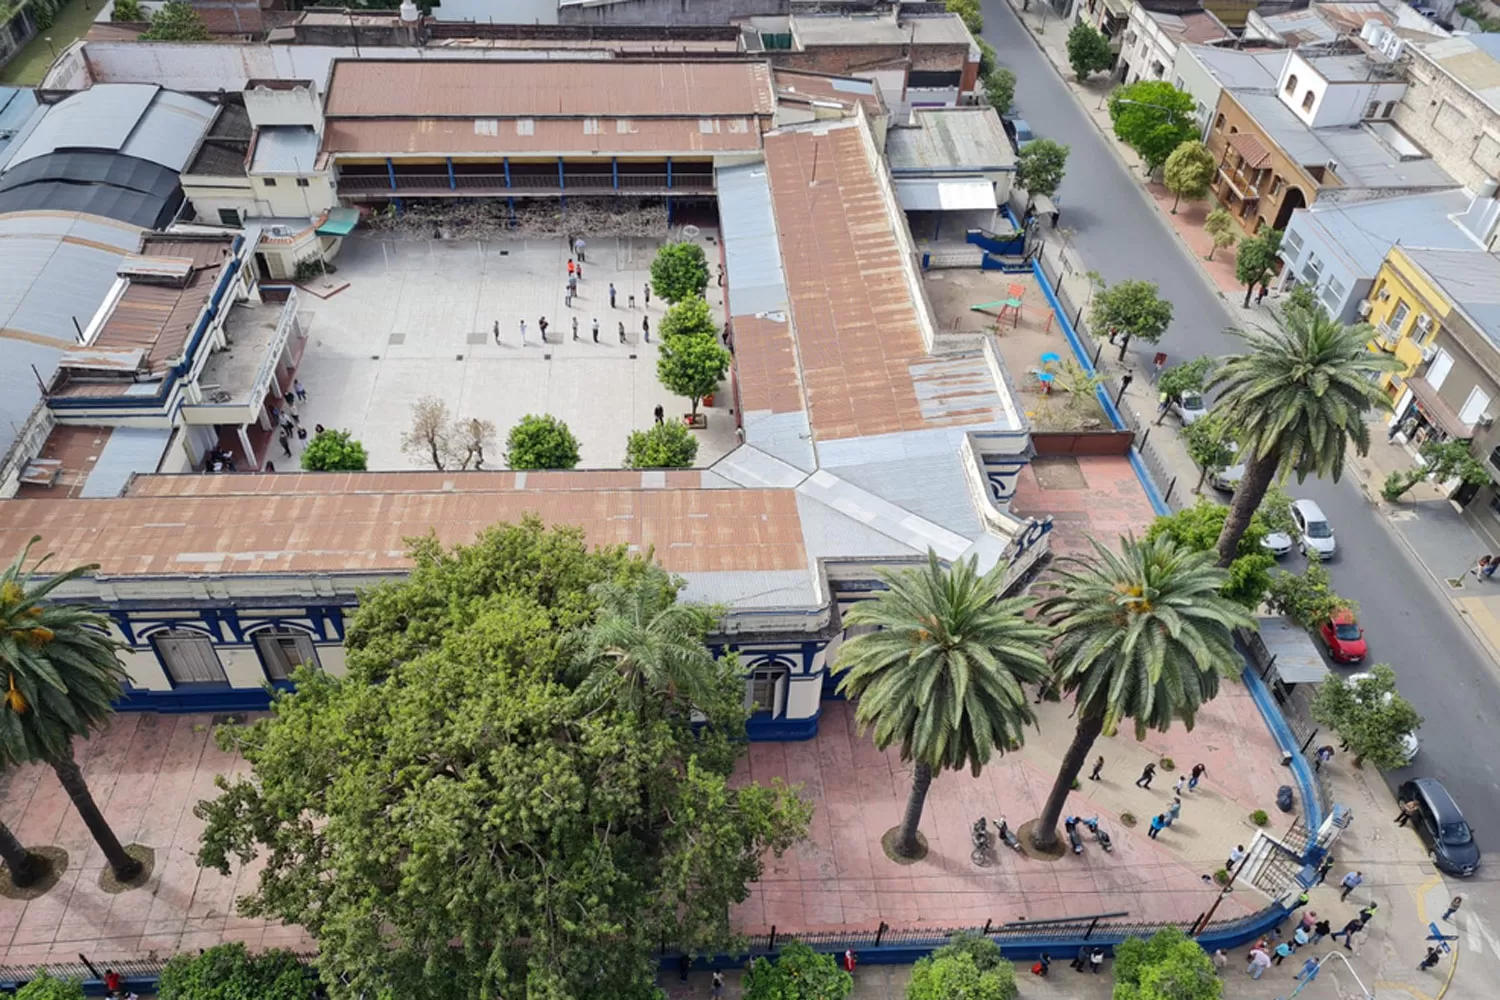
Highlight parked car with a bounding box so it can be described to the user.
[1171,389,1208,426]
[1004,117,1035,153]
[1319,609,1367,663]
[1261,527,1294,558]
[1349,671,1418,763]
[1398,777,1480,876]
[1208,443,1243,493]
[1291,498,1336,558]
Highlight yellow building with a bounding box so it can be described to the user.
[1365,245,1457,397]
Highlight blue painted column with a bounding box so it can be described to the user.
[557,157,565,190]
[666,197,673,226]
[507,197,516,226]
[503,157,511,188]
[447,157,456,190]
[612,156,619,190]
[386,157,397,191]
[666,157,673,190]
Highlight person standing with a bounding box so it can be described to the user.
[1419,946,1443,972]
[1397,800,1420,826]
[619,320,627,344]
[711,970,724,998]
[568,258,576,279]
[1174,774,1187,796]
[1339,870,1364,901]
[1314,855,1334,885]
[654,404,665,425]
[1188,762,1206,790]
[1166,797,1182,824]
[1292,925,1310,950]
[1443,895,1464,921]
[592,318,599,343]
[279,433,292,458]
[1088,948,1103,975]
[1312,918,1331,944]
[1135,763,1155,789]
[1070,946,1089,972]
[677,955,691,983]
[1212,949,1227,976]
[1357,903,1376,929]
[643,315,651,342]
[1272,942,1292,966]
[1226,844,1246,871]
[609,282,617,308]
[842,950,856,975]
[572,316,580,341]
[1246,948,1270,979]
[1296,957,1320,982]
[573,236,586,263]
[1089,755,1104,781]
[493,320,500,344]
[644,281,651,307]
[538,316,548,341]
[294,378,306,402]
[1287,890,1309,915]
[1148,814,1165,839]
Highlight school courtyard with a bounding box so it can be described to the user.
[287,235,741,471]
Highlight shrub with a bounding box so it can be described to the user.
[1159,757,1175,771]
[16,973,85,1000]
[157,943,318,1000]
[649,242,709,304]
[1113,928,1220,1000]
[299,428,368,472]
[625,420,699,469]
[111,0,145,21]
[1213,868,1231,885]
[743,941,852,1000]
[140,1,212,40]
[1120,811,1137,827]
[504,414,580,470]
[1251,809,1269,826]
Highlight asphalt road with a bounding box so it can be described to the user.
[978,0,1500,907]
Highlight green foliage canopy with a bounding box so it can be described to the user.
[504,413,580,470]
[299,428,368,472]
[111,0,144,21]
[1108,82,1199,173]
[1266,560,1356,629]
[985,67,1017,116]
[158,944,318,1000]
[1202,208,1239,261]
[1066,21,1113,81]
[659,295,718,342]
[1113,928,1223,1000]
[1162,141,1217,212]
[140,1,211,40]
[1310,664,1423,769]
[657,333,730,417]
[196,519,811,1000]
[650,242,709,303]
[15,974,85,1000]
[1234,229,1283,307]
[625,420,699,469]
[1017,139,1070,199]
[1089,279,1173,352]
[1145,501,1274,609]
[743,942,853,1000]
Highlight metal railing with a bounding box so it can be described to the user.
[335,172,715,195]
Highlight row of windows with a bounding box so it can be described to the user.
[1281,74,1396,118]
[260,178,312,188]
[151,627,319,687]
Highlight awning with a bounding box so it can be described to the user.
[1406,375,1473,438]
[1256,617,1330,685]
[894,178,996,213]
[316,207,360,236]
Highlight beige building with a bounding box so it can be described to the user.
[1394,33,1500,195]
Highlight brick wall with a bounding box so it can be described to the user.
[1394,51,1500,193]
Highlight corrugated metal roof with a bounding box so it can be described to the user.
[887,108,1015,171]
[719,163,788,317]
[323,59,776,119]
[250,126,320,174]
[0,88,41,165]
[118,89,217,171]
[893,177,996,211]
[79,426,172,498]
[9,85,213,173]
[321,117,764,157]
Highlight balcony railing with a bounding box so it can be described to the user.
[1216,165,1259,200]
[337,171,715,196]
[1373,323,1401,350]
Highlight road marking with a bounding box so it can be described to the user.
[1467,916,1481,954]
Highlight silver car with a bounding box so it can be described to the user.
[1172,390,1208,426]
[1291,498,1336,559]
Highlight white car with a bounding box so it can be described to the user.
[1348,672,1419,764]
[1291,498,1336,559]
[1172,390,1208,426]
[1261,529,1294,558]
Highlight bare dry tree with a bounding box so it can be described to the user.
[402,396,455,470]
[453,417,497,471]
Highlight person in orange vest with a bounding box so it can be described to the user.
[843,949,857,975]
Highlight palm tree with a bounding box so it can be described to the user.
[1030,535,1253,850]
[1208,309,1400,566]
[833,552,1051,859]
[0,816,44,887]
[0,538,143,882]
[576,569,723,711]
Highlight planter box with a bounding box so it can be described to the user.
[683,413,707,430]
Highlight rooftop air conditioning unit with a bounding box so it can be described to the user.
[1420,343,1437,362]
[1480,412,1496,427]
[1416,314,1434,333]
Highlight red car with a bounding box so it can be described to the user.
[1319,610,1367,663]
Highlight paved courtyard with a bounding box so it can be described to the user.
[290,235,740,471]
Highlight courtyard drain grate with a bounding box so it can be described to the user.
[388,333,406,345]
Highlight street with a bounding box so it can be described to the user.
[978,0,1500,951]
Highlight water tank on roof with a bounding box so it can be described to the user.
[399,0,418,21]
[1479,177,1499,200]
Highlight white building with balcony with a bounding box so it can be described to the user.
[1120,3,1230,87]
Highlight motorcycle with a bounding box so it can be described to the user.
[995,816,1022,852]
[1064,815,1085,855]
[1080,815,1113,853]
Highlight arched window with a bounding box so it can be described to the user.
[1214,113,1226,131]
[1366,100,1381,118]
[249,625,322,681]
[1383,100,1397,117]
[1284,74,1298,94]
[1302,90,1316,112]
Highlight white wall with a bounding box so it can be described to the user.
[251,174,338,217]
[120,646,172,692]
[245,84,323,131]
[1308,80,1405,128]
[221,647,269,688]
[1173,45,1221,134]
[432,0,558,23]
[786,675,821,719]
[182,177,257,225]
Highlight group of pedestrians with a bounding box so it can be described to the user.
[271,379,312,471]
[1125,760,1205,842]
[492,246,657,347]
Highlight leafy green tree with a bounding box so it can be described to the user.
[197,519,811,1000]
[1281,282,1321,321]
[1017,139,1070,199]
[140,1,211,40]
[1145,502,1274,609]
[933,931,1009,972]
[1031,535,1253,849]
[158,944,318,1000]
[1207,310,1398,565]
[834,552,1051,859]
[0,539,143,884]
[574,568,722,713]
[1381,439,1489,501]
[744,942,852,1000]
[1113,928,1222,1000]
[659,294,718,342]
[1203,208,1239,261]
[1234,228,1283,308]
[907,953,1017,1000]
[15,974,85,1000]
[978,37,998,77]
[657,333,730,419]
[111,0,144,21]
[1162,140,1216,213]
[650,242,709,304]
[1089,278,1173,360]
[299,428,368,472]
[625,420,699,469]
[1258,483,1296,539]
[1108,81,1198,174]
[985,67,1017,116]
[1310,664,1423,769]
[1184,411,1236,492]
[945,0,983,35]
[504,413,580,470]
[1265,560,1356,630]
[1066,20,1114,81]
[1155,356,1215,423]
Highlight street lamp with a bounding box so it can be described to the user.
[43,35,56,59]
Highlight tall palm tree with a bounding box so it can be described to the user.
[0,538,142,882]
[1030,535,1253,850]
[1208,308,1399,566]
[0,816,44,888]
[833,552,1051,859]
[576,570,723,712]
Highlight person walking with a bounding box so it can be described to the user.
[573,237,586,263]
[1135,763,1156,789]
[711,970,724,998]
[575,261,583,281]
[1148,814,1166,839]
[619,320,627,344]
[1292,925,1310,950]
[1226,844,1246,871]
[1314,855,1335,885]
[592,318,600,343]
[1088,948,1103,975]
[1246,948,1270,979]
[609,282,617,308]
[1166,797,1182,824]
[1315,745,1335,771]
[568,258,576,279]
[654,404,665,425]
[1189,762,1206,790]
[644,281,651,306]
[1089,755,1104,781]
[1296,957,1320,982]
[520,319,527,344]
[1312,917,1331,945]
[279,433,291,458]
[1331,917,1362,948]
[294,378,306,402]
[493,320,501,344]
[1287,890,1310,915]
[1339,870,1363,901]
[1443,895,1464,921]
[1357,903,1377,929]
[1212,949,1227,976]
[572,316,580,341]
[1271,941,1292,966]
[1419,946,1443,972]
[1397,800,1420,826]
[1174,774,1187,796]
[842,950,856,975]
[1033,953,1051,977]
[1070,946,1089,972]
[538,316,549,341]
[643,315,651,341]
